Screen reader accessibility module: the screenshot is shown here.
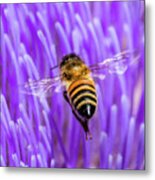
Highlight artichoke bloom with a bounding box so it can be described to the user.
[0,1,145,169]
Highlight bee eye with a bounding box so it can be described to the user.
[63,73,67,77]
[63,73,71,80]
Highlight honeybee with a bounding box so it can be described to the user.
[22,50,140,140]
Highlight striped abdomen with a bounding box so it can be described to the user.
[68,78,97,119]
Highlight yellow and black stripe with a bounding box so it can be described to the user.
[68,78,97,119]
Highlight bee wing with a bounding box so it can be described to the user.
[90,50,140,79]
[20,75,64,98]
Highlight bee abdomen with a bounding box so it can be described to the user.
[68,79,97,119]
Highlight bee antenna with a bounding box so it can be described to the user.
[50,64,59,71]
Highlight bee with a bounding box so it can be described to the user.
[22,50,140,140]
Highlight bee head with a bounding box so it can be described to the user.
[60,53,90,83]
[60,53,81,68]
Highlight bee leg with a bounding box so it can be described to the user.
[72,112,92,140]
[63,91,70,104]
[63,91,79,117]
[81,120,92,140]
[63,91,92,140]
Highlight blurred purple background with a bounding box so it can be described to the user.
[0,1,145,169]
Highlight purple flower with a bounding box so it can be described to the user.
[0,1,145,169]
